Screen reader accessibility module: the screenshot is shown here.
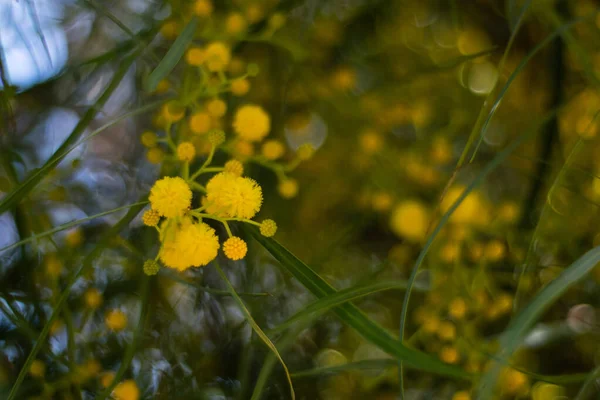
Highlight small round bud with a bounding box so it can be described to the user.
[224,159,244,176]
[247,63,260,77]
[177,141,196,162]
[143,260,160,276]
[141,131,158,147]
[208,129,226,146]
[147,147,165,164]
[278,179,298,199]
[223,237,248,260]
[297,143,315,161]
[142,209,160,227]
[260,219,277,237]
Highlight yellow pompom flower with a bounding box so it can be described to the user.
[160,20,179,40]
[143,260,160,276]
[154,79,170,94]
[441,186,490,226]
[389,200,429,242]
[233,105,271,142]
[439,346,460,364]
[66,228,84,247]
[297,143,315,160]
[101,372,115,388]
[29,360,46,378]
[177,142,196,162]
[189,111,213,134]
[449,297,467,319]
[84,288,103,309]
[224,159,244,176]
[223,237,248,260]
[204,42,231,72]
[261,140,285,160]
[278,179,298,199]
[207,98,227,118]
[161,101,185,122]
[193,0,213,17]
[45,253,62,278]
[226,12,248,35]
[142,209,160,227]
[185,46,205,66]
[141,131,157,147]
[112,379,140,400]
[231,78,250,96]
[452,390,471,400]
[437,321,456,341]
[149,177,192,218]
[159,220,220,270]
[500,368,529,396]
[359,129,383,154]
[260,219,277,237]
[105,309,127,331]
[147,147,165,164]
[205,172,263,218]
[234,140,254,160]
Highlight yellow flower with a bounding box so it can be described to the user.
[143,260,160,276]
[207,98,227,118]
[160,220,220,270]
[105,309,127,331]
[278,179,298,199]
[436,321,456,341]
[452,390,471,400]
[439,346,460,364]
[204,42,231,72]
[223,236,248,260]
[112,379,140,400]
[189,111,213,134]
[84,288,103,309]
[153,79,170,94]
[177,142,196,162]
[161,101,185,122]
[231,78,250,96]
[147,147,165,164]
[142,209,160,227]
[261,140,285,160]
[448,297,467,319]
[193,0,213,17]
[224,159,244,176]
[500,368,529,396]
[208,129,226,146]
[389,200,429,242]
[359,129,383,154]
[260,219,277,237]
[441,186,490,226]
[185,46,205,66]
[29,360,46,378]
[65,228,83,247]
[205,172,263,218]
[296,143,315,160]
[225,12,248,35]
[149,177,192,218]
[101,372,115,388]
[160,20,179,40]
[45,253,62,278]
[233,105,271,142]
[371,192,393,212]
[141,131,157,147]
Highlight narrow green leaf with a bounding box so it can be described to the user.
[0,201,148,254]
[0,49,144,216]
[214,263,295,400]
[245,225,470,380]
[292,359,397,378]
[7,202,146,400]
[476,246,600,398]
[268,280,414,336]
[145,18,198,92]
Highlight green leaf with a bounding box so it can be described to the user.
[292,359,397,378]
[267,279,415,336]
[476,245,600,398]
[214,262,295,400]
[145,17,198,92]
[245,225,470,380]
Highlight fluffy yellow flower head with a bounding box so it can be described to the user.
[278,179,298,199]
[177,142,196,162]
[84,288,103,309]
[389,200,429,242]
[141,131,157,147]
[223,237,248,260]
[147,147,165,164]
[185,46,205,66]
[189,111,212,134]
[231,78,250,96]
[160,220,220,270]
[29,360,46,378]
[105,309,127,331]
[233,105,271,142]
[207,98,227,118]
[149,177,192,218]
[204,42,231,72]
[194,0,213,17]
[112,379,140,400]
[205,172,263,218]
[441,186,490,226]
[452,390,471,400]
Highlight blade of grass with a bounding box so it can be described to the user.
[476,245,600,398]
[396,109,560,392]
[6,201,146,400]
[0,201,148,253]
[267,280,415,336]
[95,274,150,400]
[293,359,397,378]
[0,48,145,216]
[245,225,470,379]
[144,17,198,92]
[214,262,295,400]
